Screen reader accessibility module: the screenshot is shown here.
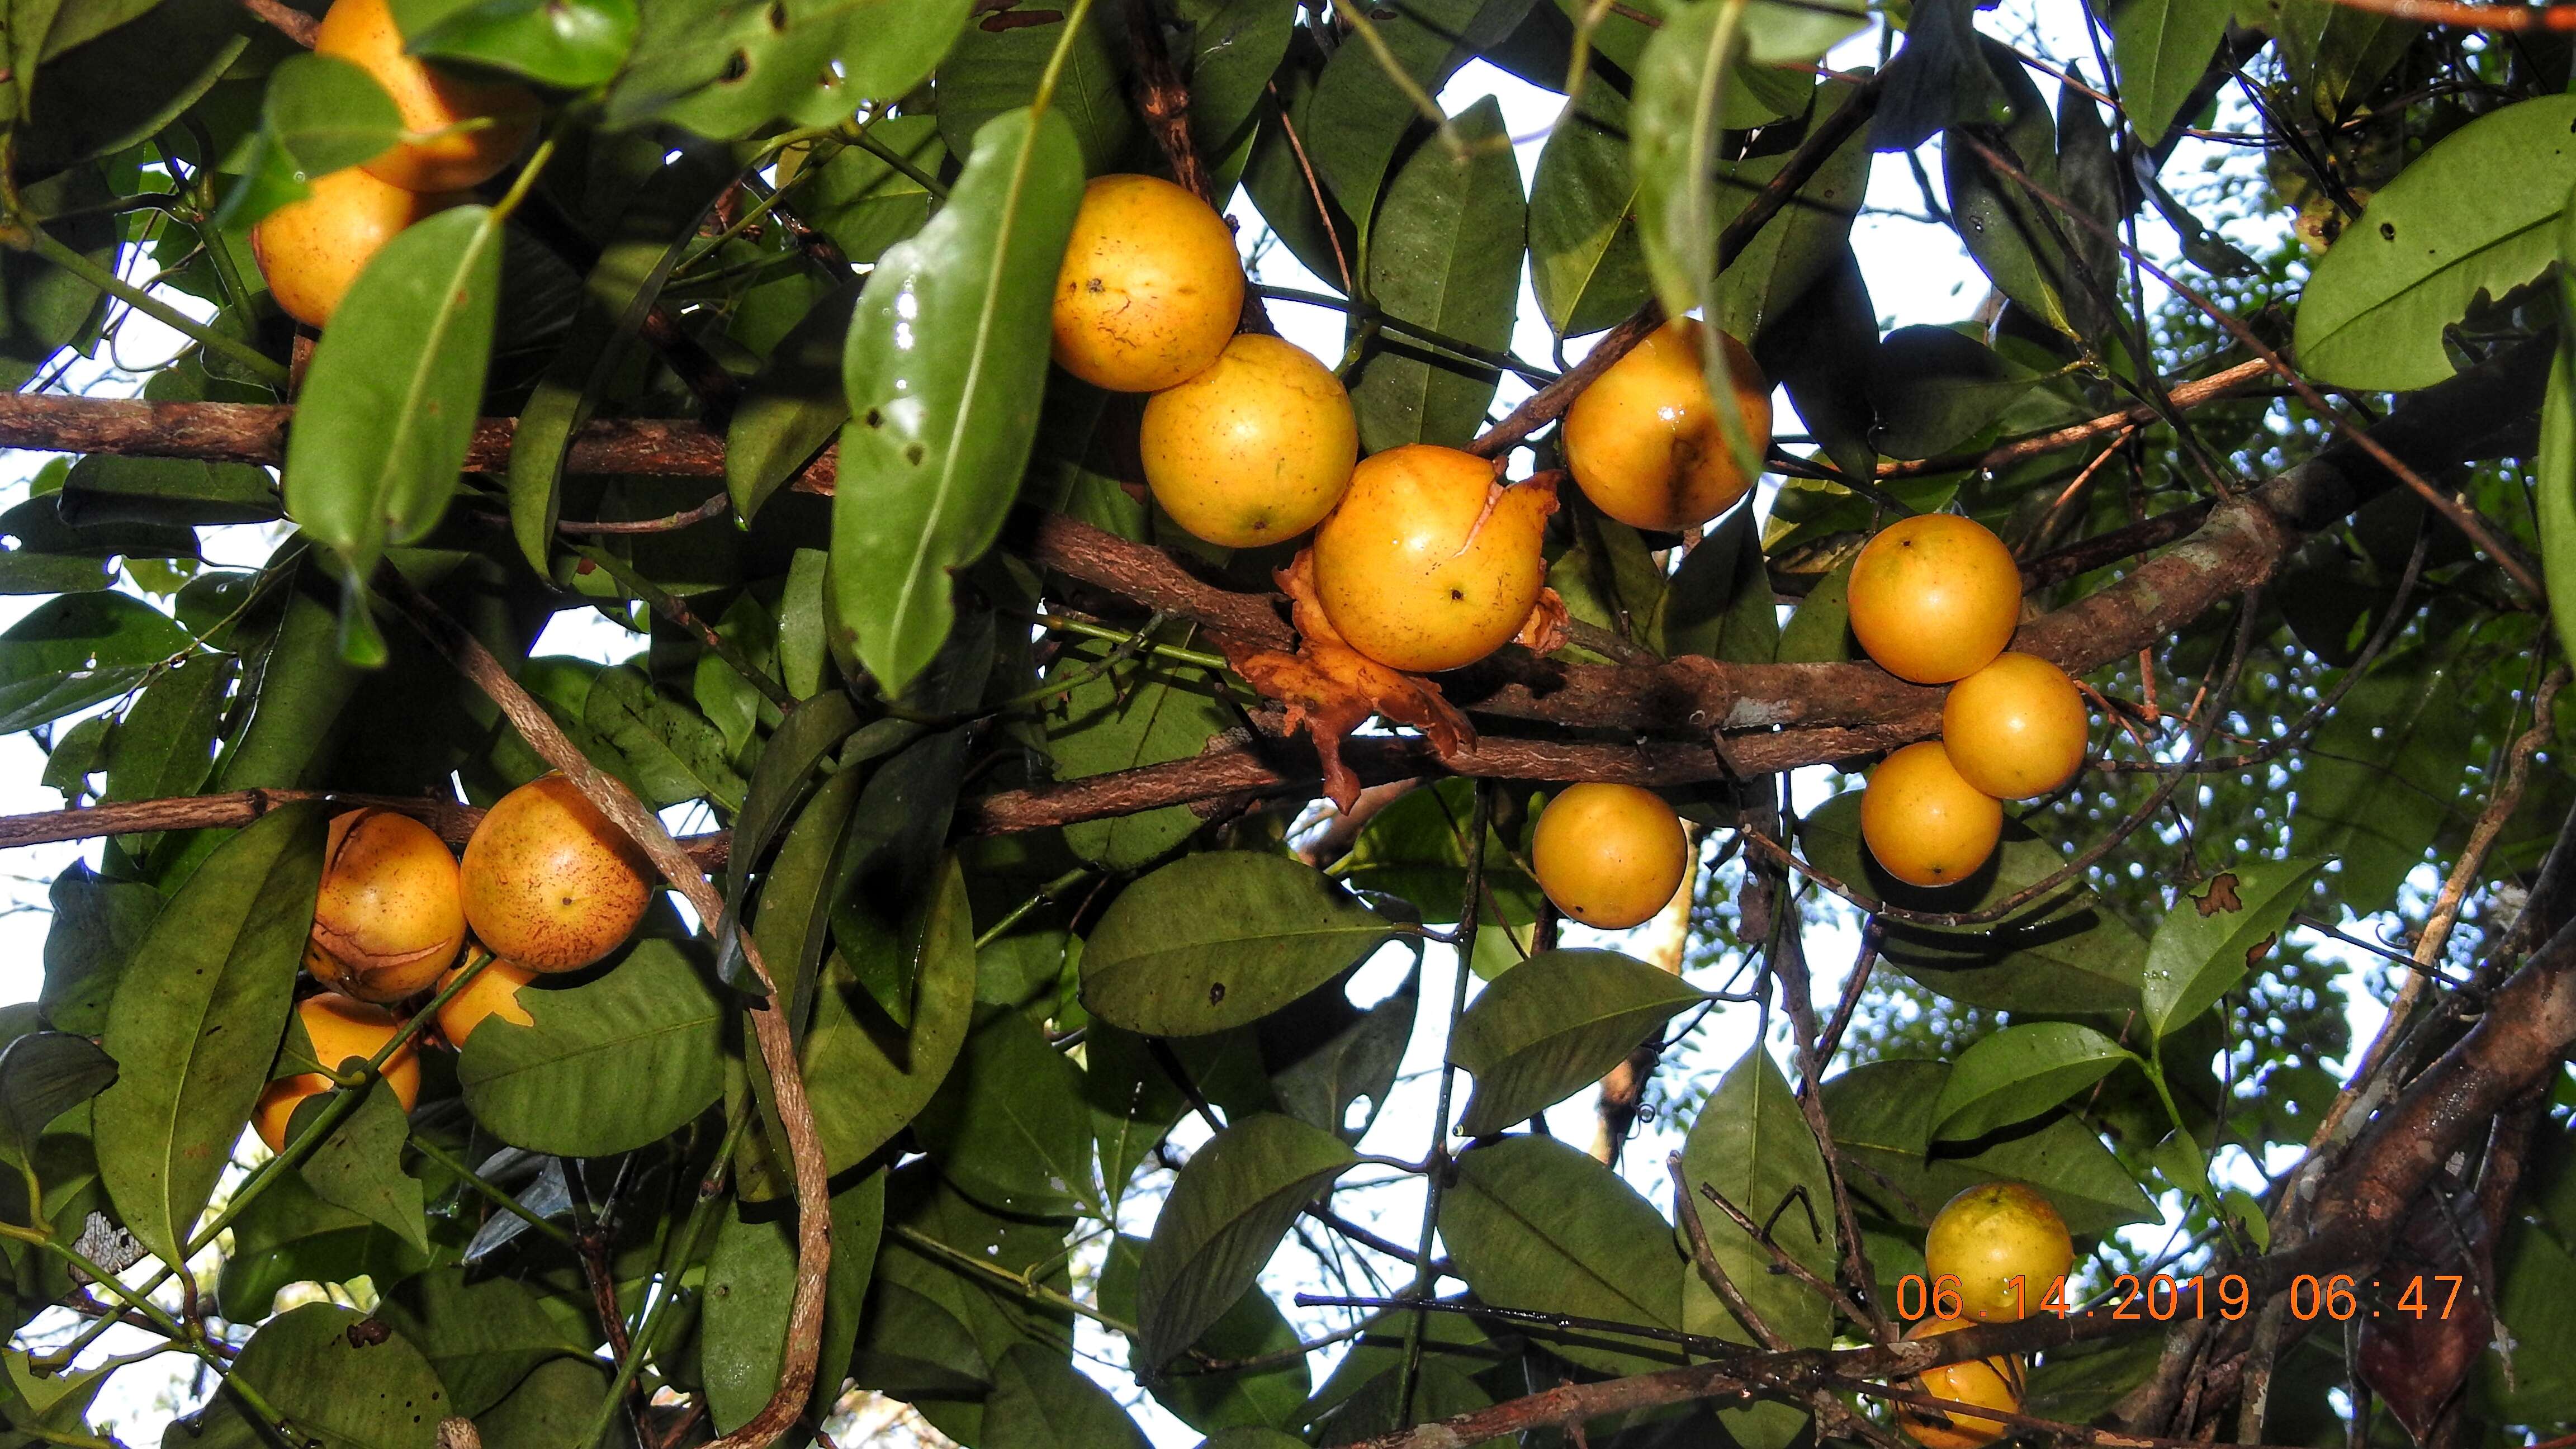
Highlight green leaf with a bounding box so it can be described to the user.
[1871,324,2051,459]
[101,654,234,826]
[0,1033,115,1158]
[984,1343,1153,1449]
[59,452,278,528]
[727,282,857,522]
[1941,43,2077,338]
[1335,778,1543,927]
[262,53,404,179]
[471,1357,619,1449]
[284,205,504,604]
[1823,1059,2158,1235]
[1451,950,1702,1137]
[1043,633,1235,870]
[395,0,637,88]
[1441,1134,1685,1375]
[2139,860,2326,1040]
[2475,1209,2576,1420]
[1100,1234,1310,1434]
[215,1168,428,1321]
[1773,556,1854,664]
[1346,97,1525,452]
[95,802,325,1271]
[0,498,190,595]
[457,936,727,1156]
[913,1008,1098,1216]
[702,1199,800,1433]
[1678,1046,1836,1354]
[1664,504,1780,662]
[801,119,948,266]
[609,0,969,138]
[1175,0,1295,156]
[1084,1026,1201,1211]
[1081,853,1395,1037]
[2294,94,2576,391]
[1632,1,1735,351]
[1268,968,1417,1145]
[934,3,1136,173]
[831,107,1085,697]
[1137,1113,1358,1372]
[1930,1023,2137,1141]
[373,1269,593,1417]
[2293,646,2471,907]
[1303,0,1520,242]
[228,1303,448,1449]
[798,857,979,1175]
[856,1166,1076,1441]
[292,1078,429,1252]
[1530,68,1651,338]
[0,169,117,392]
[17,0,250,177]
[2102,0,2230,147]
[2547,306,2576,667]
[0,592,192,735]
[1713,79,1874,345]
[581,665,749,811]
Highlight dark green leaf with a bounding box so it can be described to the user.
[726,282,858,522]
[102,654,234,820]
[292,1078,429,1253]
[457,936,727,1156]
[2545,330,2576,666]
[1664,504,1780,662]
[215,1169,429,1321]
[1930,1022,2137,1140]
[1137,1113,1358,1371]
[0,498,190,596]
[913,1008,1098,1215]
[1334,778,1542,926]
[984,1343,1153,1449]
[610,0,969,138]
[1081,852,1394,1037]
[228,1303,447,1449]
[396,0,638,88]
[0,169,117,392]
[373,1269,592,1417]
[1773,556,1854,664]
[1823,1060,2158,1234]
[831,107,1084,696]
[1530,68,1651,338]
[1346,97,1524,452]
[797,857,979,1175]
[1043,633,1235,870]
[934,3,1135,172]
[1268,968,1417,1144]
[2294,94,2576,390]
[800,119,947,266]
[0,1033,115,1158]
[2102,0,2229,146]
[581,664,747,811]
[1451,949,1703,1137]
[472,1357,628,1449]
[1175,0,1296,155]
[2139,859,2326,1040]
[1303,0,1523,240]
[1440,1133,1685,1374]
[2292,648,2470,907]
[39,863,157,1035]
[0,592,192,735]
[1678,1045,1836,1355]
[1101,1235,1310,1434]
[58,452,279,528]
[263,53,404,179]
[96,802,325,1270]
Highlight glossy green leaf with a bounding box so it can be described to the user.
[801,119,946,266]
[831,107,1084,697]
[395,0,638,88]
[2103,0,2229,147]
[1940,42,2077,338]
[1347,97,1524,452]
[985,1343,1153,1449]
[1175,0,1296,155]
[1043,633,1235,870]
[457,936,727,1156]
[1930,1022,2138,1140]
[96,802,325,1271]
[1678,1045,1837,1352]
[610,0,969,137]
[2295,94,2576,390]
[0,592,192,734]
[1773,556,1854,664]
[2140,859,2326,1040]
[1451,949,1703,1137]
[262,54,404,179]
[797,857,979,1175]
[228,1303,447,1449]
[1137,1113,1358,1371]
[934,3,1136,173]
[2547,300,2576,666]
[1530,68,1651,338]
[1302,0,1517,240]
[1823,1059,2158,1235]
[1664,504,1780,662]
[373,1269,593,1417]
[1081,852,1394,1037]
[913,1008,1098,1215]
[285,205,503,605]
[0,1032,115,1158]
[1714,82,1873,345]
[1441,1133,1685,1374]
[727,282,858,523]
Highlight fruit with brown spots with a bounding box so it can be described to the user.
[1531,783,1691,930]
[1942,652,2090,800]
[304,808,467,1005]
[460,774,653,972]
[1310,446,1555,673]
[1561,318,1772,531]
[434,951,538,1048]
[1847,514,2023,684]
[1924,1182,2074,1322]
[1051,174,1244,392]
[250,167,470,327]
[1860,741,2001,888]
[254,993,421,1153]
[1140,334,1358,548]
[314,0,539,192]
[1895,1315,2025,1449]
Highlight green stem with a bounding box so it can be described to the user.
[1031,612,1229,670]
[409,1135,578,1247]
[1028,0,1102,121]
[887,1224,1137,1337]
[844,126,949,202]
[485,129,563,228]
[976,866,1094,949]
[20,227,288,387]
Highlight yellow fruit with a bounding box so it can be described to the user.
[460,774,654,973]
[315,0,539,192]
[305,808,467,1004]
[1310,446,1554,673]
[1847,514,2023,684]
[254,993,421,1153]
[1942,653,2089,801]
[1531,783,1690,930]
[1860,741,2002,889]
[434,952,538,1049]
[1052,174,1244,392]
[1562,318,1772,531]
[1896,1316,2024,1449]
[1140,334,1358,548]
[1924,1182,2075,1323]
[250,166,468,327]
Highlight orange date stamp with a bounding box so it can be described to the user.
[1896,1272,2471,1322]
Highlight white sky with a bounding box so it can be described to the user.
[0,6,2433,1442]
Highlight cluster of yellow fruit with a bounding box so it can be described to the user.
[251,774,651,1151]
[249,0,538,326]
[1053,179,1773,679]
[1900,1182,2075,1448]
[1848,516,2091,889]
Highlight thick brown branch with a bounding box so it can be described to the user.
[0,788,731,866]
